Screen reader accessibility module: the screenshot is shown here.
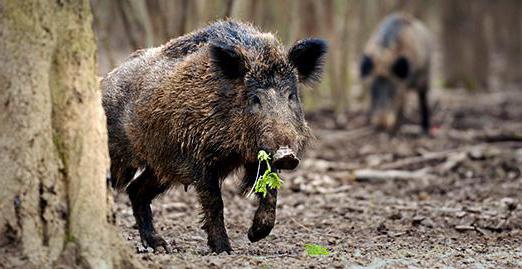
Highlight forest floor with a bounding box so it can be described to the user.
[115,89,522,268]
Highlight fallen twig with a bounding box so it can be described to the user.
[314,126,374,141]
[378,153,448,170]
[455,225,475,231]
[354,169,434,182]
[301,158,359,172]
[438,152,468,172]
[377,145,487,170]
[479,132,522,143]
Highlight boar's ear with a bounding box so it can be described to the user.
[209,42,247,80]
[360,54,373,78]
[288,38,328,84]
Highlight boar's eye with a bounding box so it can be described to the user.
[288,92,297,101]
[251,95,261,105]
[247,94,261,113]
[360,55,373,78]
[391,56,409,80]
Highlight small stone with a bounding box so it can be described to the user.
[455,211,467,218]
[421,218,435,228]
[501,197,517,211]
[354,248,362,257]
[412,216,425,226]
[468,148,485,160]
[417,192,430,201]
[376,222,387,234]
[389,212,402,220]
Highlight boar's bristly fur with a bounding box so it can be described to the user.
[102,20,327,254]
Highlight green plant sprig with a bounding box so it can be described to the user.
[251,150,283,197]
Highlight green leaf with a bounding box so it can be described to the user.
[266,172,282,189]
[257,150,271,162]
[304,244,330,256]
[253,150,284,197]
[254,169,271,197]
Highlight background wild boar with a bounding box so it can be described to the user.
[102,20,327,254]
[360,13,433,133]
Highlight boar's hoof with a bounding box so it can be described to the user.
[272,147,299,170]
[247,222,274,243]
[142,234,172,254]
[208,238,233,254]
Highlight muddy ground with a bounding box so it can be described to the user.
[115,89,522,268]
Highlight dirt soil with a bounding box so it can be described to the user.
[115,89,522,268]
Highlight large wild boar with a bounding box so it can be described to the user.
[360,13,432,133]
[101,20,327,254]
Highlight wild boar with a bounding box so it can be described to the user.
[360,13,432,133]
[101,20,327,253]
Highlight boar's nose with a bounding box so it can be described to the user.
[272,146,299,170]
[383,113,397,129]
[371,112,396,131]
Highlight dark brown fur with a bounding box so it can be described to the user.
[102,20,327,253]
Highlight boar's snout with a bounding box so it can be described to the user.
[272,146,299,170]
[370,111,397,131]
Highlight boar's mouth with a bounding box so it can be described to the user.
[271,146,299,170]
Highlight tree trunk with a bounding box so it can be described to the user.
[323,0,340,114]
[295,0,323,111]
[0,1,140,268]
[116,0,154,49]
[440,0,490,90]
[490,1,522,88]
[223,0,235,18]
[178,0,190,36]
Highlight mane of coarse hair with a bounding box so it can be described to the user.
[162,19,283,59]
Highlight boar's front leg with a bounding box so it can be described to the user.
[127,168,172,253]
[248,188,277,242]
[196,174,232,254]
[241,162,278,242]
[418,85,430,134]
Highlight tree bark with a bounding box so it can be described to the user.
[223,0,235,18]
[0,1,140,268]
[490,1,522,88]
[440,0,490,90]
[116,0,154,49]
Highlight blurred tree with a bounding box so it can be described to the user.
[0,1,139,268]
[223,0,235,18]
[294,0,324,110]
[338,1,354,114]
[116,0,154,48]
[147,0,183,41]
[440,0,490,90]
[490,1,522,88]
[323,0,352,121]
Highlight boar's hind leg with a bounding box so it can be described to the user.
[127,168,172,253]
[418,86,430,134]
[248,189,277,242]
[196,175,232,254]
